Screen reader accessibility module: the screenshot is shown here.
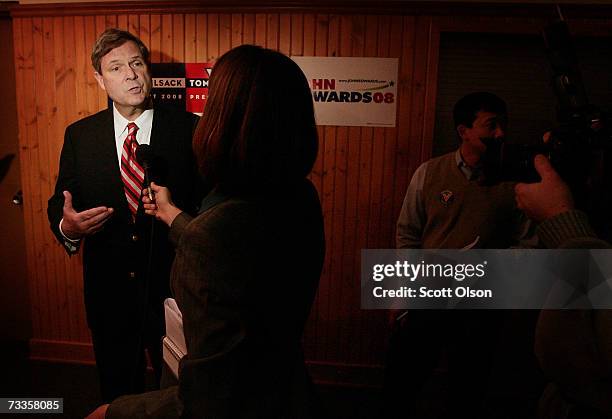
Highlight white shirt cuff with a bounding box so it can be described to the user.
[59,218,80,243]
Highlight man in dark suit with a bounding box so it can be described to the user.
[47,28,202,403]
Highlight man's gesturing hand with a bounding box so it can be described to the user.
[61,191,114,239]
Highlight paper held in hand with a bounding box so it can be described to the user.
[163,298,187,378]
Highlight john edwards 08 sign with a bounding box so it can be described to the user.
[292,57,398,127]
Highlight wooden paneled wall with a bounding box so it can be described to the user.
[12,1,612,385]
[13,8,436,381]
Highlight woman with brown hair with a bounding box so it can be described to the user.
[89,44,325,418]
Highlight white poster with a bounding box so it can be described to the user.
[292,56,398,127]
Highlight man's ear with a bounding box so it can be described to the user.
[457,124,467,140]
[93,71,106,91]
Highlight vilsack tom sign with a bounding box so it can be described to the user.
[151,63,213,115]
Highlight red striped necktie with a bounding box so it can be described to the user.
[120,122,144,216]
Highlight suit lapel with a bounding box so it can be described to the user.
[148,107,172,185]
[150,107,168,155]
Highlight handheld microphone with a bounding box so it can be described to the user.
[136,144,154,201]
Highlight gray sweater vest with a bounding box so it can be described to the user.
[421,152,518,249]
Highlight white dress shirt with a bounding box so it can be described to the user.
[112,105,154,168]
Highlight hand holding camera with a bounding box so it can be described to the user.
[514,154,574,222]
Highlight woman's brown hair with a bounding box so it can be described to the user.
[193,45,318,193]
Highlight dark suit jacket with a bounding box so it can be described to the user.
[107,179,326,418]
[47,105,203,329]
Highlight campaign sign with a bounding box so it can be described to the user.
[292,57,398,127]
[150,63,213,115]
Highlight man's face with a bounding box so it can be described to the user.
[93,40,151,118]
[458,110,507,160]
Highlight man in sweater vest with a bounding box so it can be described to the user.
[397,91,523,250]
[384,92,536,419]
